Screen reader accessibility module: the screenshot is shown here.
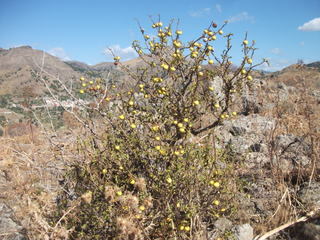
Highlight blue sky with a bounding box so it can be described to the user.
[0,0,319,71]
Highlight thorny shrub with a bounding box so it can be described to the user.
[50,19,266,239]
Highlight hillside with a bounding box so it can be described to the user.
[0,46,81,96]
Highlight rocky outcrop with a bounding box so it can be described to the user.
[0,203,26,240]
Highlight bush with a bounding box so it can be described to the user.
[51,19,265,239]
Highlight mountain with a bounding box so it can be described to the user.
[0,46,81,96]
[306,61,320,71]
[266,62,320,89]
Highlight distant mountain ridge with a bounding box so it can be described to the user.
[0,45,319,97]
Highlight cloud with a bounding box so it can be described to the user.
[271,48,281,55]
[258,58,294,72]
[215,4,222,13]
[189,8,211,17]
[227,12,254,23]
[48,47,70,61]
[104,45,137,61]
[298,17,320,31]
[299,41,305,46]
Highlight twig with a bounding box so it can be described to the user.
[253,207,320,240]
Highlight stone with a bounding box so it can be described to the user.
[214,217,233,232]
[232,223,254,240]
[0,203,26,240]
[298,182,320,208]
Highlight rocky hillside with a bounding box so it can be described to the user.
[0,46,82,96]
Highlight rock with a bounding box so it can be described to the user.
[250,143,262,152]
[214,217,233,232]
[242,96,262,115]
[232,223,253,240]
[271,134,312,171]
[290,220,320,240]
[298,182,320,208]
[230,126,246,136]
[0,203,26,240]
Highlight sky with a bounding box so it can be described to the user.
[0,0,319,71]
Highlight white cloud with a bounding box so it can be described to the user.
[215,4,222,13]
[189,8,211,17]
[298,17,320,31]
[227,12,254,23]
[271,48,281,55]
[48,47,70,61]
[104,45,137,61]
[258,58,294,72]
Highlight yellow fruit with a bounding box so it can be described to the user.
[128,100,134,106]
[209,180,215,185]
[213,200,219,205]
[214,182,220,188]
[79,89,85,94]
[184,226,190,231]
[193,100,200,105]
[179,128,186,133]
[211,35,217,40]
[247,75,253,81]
[209,86,214,91]
[161,63,169,70]
[80,76,85,81]
[183,118,189,122]
[114,56,121,61]
[208,59,214,64]
[173,40,182,48]
[116,191,122,196]
[247,58,253,64]
[207,46,214,51]
[177,123,184,128]
[170,66,176,71]
[139,84,144,88]
[166,177,172,184]
[198,71,204,76]
[243,40,249,45]
[115,145,120,150]
[119,115,125,120]
[232,112,237,116]
[241,69,247,75]
[102,169,107,174]
[174,151,180,156]
[152,125,159,131]
[130,179,135,184]
[130,123,137,129]
[155,146,161,150]
[179,226,185,231]
[139,205,145,211]
[89,80,94,84]
[218,30,223,35]
[144,35,150,39]
[176,30,183,35]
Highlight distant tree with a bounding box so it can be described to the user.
[297,59,304,65]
